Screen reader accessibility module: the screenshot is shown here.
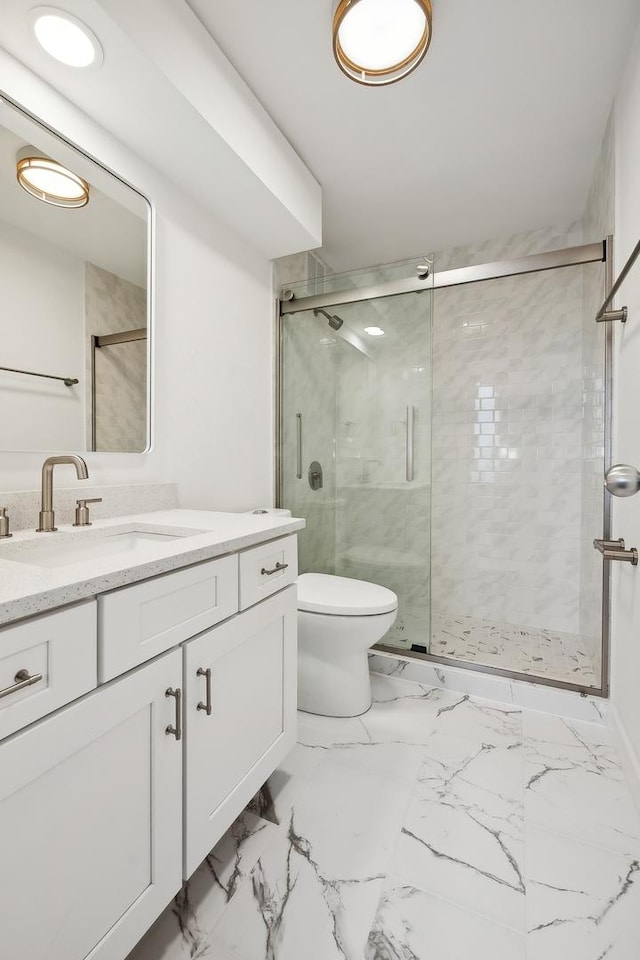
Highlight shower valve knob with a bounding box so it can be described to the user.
[604,464,640,498]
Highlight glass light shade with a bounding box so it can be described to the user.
[17,155,89,208]
[32,8,102,67]
[333,0,432,86]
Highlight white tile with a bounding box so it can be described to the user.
[365,880,526,959]
[128,811,277,960]
[524,712,640,854]
[212,748,418,960]
[526,827,640,960]
[392,730,525,930]
[247,743,324,826]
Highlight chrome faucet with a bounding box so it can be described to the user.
[37,455,89,533]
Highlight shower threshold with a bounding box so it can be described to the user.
[375,614,602,696]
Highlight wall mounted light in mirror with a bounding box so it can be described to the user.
[0,93,151,454]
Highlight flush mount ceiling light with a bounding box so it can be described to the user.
[332,0,432,86]
[30,7,103,67]
[16,147,90,208]
[364,326,385,336]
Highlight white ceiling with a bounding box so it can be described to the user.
[188,0,640,271]
[0,0,321,260]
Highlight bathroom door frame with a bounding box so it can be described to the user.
[276,239,613,698]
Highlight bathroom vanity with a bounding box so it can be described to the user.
[0,509,302,960]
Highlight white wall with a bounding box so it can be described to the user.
[0,64,275,512]
[0,219,85,450]
[611,17,640,787]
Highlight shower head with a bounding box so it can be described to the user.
[314,307,343,330]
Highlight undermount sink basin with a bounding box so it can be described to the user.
[0,525,205,569]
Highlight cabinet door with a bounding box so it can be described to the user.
[183,586,297,877]
[0,649,183,960]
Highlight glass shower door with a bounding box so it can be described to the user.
[280,287,433,652]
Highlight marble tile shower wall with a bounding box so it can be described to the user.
[578,114,614,667]
[430,225,597,639]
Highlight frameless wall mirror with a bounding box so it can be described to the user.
[0,93,151,453]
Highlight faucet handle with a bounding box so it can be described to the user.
[73,498,103,527]
[0,507,12,539]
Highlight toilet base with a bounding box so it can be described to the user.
[297,607,397,718]
[298,647,373,717]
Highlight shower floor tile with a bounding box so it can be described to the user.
[430,613,599,687]
[127,677,639,960]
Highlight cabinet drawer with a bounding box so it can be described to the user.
[98,556,238,682]
[0,601,96,741]
[239,535,298,610]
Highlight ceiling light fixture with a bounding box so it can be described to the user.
[16,147,90,208]
[364,326,385,336]
[31,7,103,67]
[332,0,432,86]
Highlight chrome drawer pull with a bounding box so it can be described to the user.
[196,667,212,716]
[0,669,43,701]
[165,687,182,740]
[261,562,288,576]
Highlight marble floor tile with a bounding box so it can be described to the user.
[211,748,418,960]
[526,827,640,960]
[524,712,640,854]
[297,674,460,750]
[360,673,462,745]
[128,677,640,960]
[247,743,324,826]
[128,811,278,960]
[365,880,527,960]
[429,690,523,746]
[391,729,526,930]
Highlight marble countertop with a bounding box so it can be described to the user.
[0,509,304,627]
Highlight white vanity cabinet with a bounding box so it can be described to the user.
[0,648,183,960]
[0,528,298,960]
[183,586,297,876]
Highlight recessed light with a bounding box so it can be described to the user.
[16,147,89,208]
[31,7,103,68]
[332,0,432,86]
[364,326,385,336]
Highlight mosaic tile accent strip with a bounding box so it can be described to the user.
[431,613,598,687]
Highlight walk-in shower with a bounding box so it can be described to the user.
[276,237,615,695]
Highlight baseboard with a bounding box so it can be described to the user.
[368,651,607,724]
[608,704,640,817]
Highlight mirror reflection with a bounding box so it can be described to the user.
[0,95,150,453]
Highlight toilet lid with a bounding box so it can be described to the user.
[297,573,398,616]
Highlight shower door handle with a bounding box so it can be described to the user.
[406,405,415,482]
[296,413,302,479]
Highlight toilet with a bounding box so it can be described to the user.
[297,572,398,717]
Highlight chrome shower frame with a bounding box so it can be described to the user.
[276,239,612,697]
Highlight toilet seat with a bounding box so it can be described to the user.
[297,572,398,616]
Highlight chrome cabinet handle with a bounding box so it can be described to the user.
[0,668,43,701]
[261,561,289,576]
[165,687,182,740]
[196,667,212,716]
